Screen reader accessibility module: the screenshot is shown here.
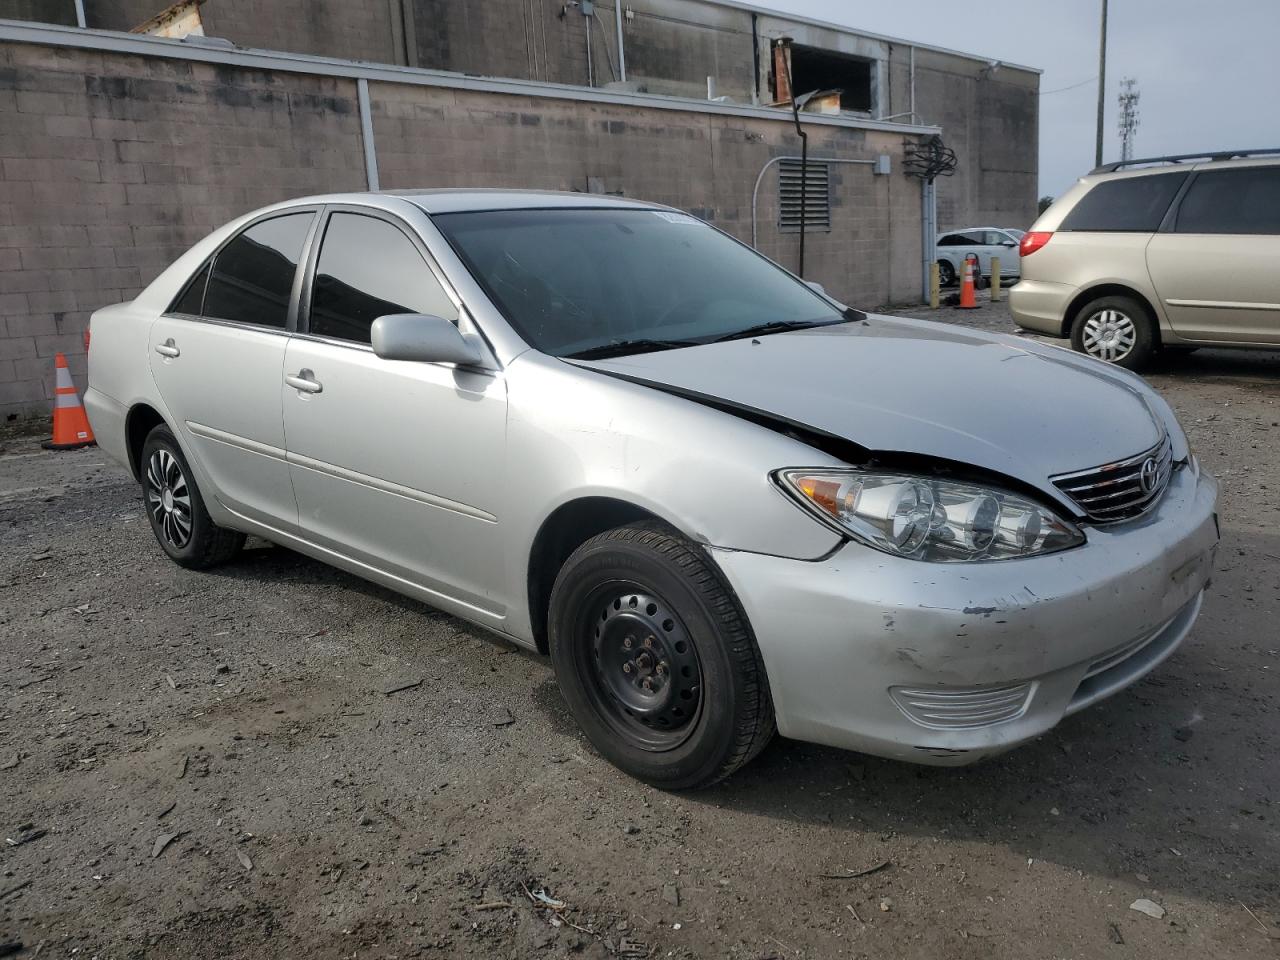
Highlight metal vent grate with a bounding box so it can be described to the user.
[778,159,831,233]
[1051,434,1174,523]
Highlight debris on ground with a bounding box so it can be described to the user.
[662,883,680,907]
[152,831,187,859]
[176,755,188,779]
[1108,922,1125,944]
[4,826,47,848]
[0,940,24,958]
[1130,899,1166,920]
[818,860,891,880]
[1174,726,1194,742]
[879,898,893,913]
[157,801,176,820]
[165,673,177,690]
[0,755,19,771]
[236,848,253,871]
[382,678,424,696]
[492,706,516,727]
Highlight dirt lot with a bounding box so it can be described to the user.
[2,302,1279,959]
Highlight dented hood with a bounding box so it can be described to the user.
[574,314,1165,495]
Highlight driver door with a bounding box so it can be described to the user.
[282,208,509,620]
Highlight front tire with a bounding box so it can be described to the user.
[548,524,774,789]
[1070,295,1156,370]
[937,259,956,287]
[141,424,244,569]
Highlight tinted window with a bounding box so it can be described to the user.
[309,213,458,344]
[1176,167,1280,235]
[1060,173,1187,232]
[203,213,313,329]
[171,261,210,316]
[433,208,846,358]
[984,231,1014,246]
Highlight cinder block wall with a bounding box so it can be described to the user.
[0,39,923,419]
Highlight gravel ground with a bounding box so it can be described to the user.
[2,302,1278,959]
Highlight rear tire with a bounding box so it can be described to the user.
[141,424,244,569]
[1069,295,1156,370]
[937,260,956,287]
[548,523,774,790]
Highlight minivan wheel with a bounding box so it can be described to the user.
[548,524,774,790]
[1070,295,1155,370]
[937,260,956,286]
[141,424,245,569]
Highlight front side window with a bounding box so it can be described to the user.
[1059,173,1187,232]
[203,213,313,329]
[1175,167,1280,235]
[433,208,849,358]
[309,213,458,344]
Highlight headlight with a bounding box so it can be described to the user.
[775,468,1085,562]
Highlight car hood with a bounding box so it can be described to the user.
[573,313,1165,498]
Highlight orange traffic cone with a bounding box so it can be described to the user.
[957,255,978,310]
[42,352,96,450]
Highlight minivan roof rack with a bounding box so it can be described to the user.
[1092,148,1280,174]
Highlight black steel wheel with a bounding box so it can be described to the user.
[140,424,245,569]
[549,523,774,789]
[581,584,704,751]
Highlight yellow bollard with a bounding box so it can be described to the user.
[991,257,1002,302]
[929,261,940,309]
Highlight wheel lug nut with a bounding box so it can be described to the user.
[642,679,653,692]
[644,637,654,649]
[656,662,667,676]
[622,663,632,674]
[623,637,633,650]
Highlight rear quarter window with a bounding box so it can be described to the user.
[1059,172,1188,232]
[1175,167,1280,234]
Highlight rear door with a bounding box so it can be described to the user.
[1146,165,1280,343]
[148,210,316,529]
[282,208,508,618]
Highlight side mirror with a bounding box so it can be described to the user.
[370,313,483,366]
[804,280,827,296]
[1001,240,1017,247]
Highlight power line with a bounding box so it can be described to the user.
[1040,75,1099,96]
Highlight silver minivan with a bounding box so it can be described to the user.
[1010,151,1280,369]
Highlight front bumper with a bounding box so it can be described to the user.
[712,464,1218,765]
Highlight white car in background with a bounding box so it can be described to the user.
[936,227,1023,285]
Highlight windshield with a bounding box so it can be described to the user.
[431,208,850,358]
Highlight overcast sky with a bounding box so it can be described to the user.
[767,0,1280,201]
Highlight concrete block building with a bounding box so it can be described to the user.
[0,0,1039,418]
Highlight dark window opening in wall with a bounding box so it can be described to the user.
[778,160,831,233]
[782,45,874,113]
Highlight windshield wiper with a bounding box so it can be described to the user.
[706,318,844,344]
[564,338,696,360]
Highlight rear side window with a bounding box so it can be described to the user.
[309,212,458,345]
[1175,167,1280,234]
[1059,173,1187,232]
[170,261,210,316]
[203,213,313,329]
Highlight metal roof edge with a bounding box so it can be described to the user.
[706,0,1044,75]
[0,19,943,135]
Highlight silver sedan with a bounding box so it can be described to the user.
[84,191,1219,788]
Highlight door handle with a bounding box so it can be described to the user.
[154,339,180,358]
[285,369,323,394]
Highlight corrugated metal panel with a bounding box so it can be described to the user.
[778,159,831,233]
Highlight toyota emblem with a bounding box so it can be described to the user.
[1139,456,1159,494]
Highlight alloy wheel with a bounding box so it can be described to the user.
[1081,309,1137,362]
[582,583,704,751]
[145,448,193,549]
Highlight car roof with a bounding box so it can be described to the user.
[939,226,1013,234]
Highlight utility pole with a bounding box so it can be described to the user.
[1118,77,1140,162]
[1095,0,1108,167]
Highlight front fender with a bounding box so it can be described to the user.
[500,353,843,640]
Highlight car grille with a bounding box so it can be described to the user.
[1051,433,1174,523]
